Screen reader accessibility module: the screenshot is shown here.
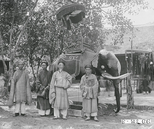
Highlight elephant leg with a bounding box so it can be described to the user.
[119,83,122,97]
[97,82,101,107]
[114,81,120,113]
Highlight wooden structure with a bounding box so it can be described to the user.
[125,49,153,89]
[124,49,153,109]
[68,101,82,117]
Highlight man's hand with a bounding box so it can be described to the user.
[40,86,44,91]
[71,74,76,80]
[45,86,49,90]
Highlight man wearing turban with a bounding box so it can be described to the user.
[80,64,99,121]
[8,60,32,116]
[36,61,52,116]
[49,61,72,120]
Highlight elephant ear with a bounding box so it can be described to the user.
[107,53,118,69]
[107,59,117,69]
[107,53,121,75]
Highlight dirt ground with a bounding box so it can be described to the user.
[0,104,154,129]
[0,97,154,129]
[0,84,154,129]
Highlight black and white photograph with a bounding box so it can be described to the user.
[0,0,154,128]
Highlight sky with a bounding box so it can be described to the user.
[126,0,154,25]
[38,0,154,25]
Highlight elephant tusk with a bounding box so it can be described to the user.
[102,73,131,80]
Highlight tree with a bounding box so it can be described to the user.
[0,0,148,96]
[17,0,148,65]
[0,0,39,97]
[46,0,148,53]
[17,4,61,84]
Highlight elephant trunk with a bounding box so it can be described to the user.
[113,80,120,113]
[102,73,131,80]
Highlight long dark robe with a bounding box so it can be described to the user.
[142,79,150,92]
[36,69,52,110]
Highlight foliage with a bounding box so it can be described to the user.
[0,0,37,53]
[0,0,149,91]
[17,6,60,79]
[47,0,148,52]
[0,0,38,97]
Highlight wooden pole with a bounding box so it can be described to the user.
[127,76,134,109]
[126,32,134,109]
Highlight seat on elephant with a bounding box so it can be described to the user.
[50,49,98,78]
[51,53,82,76]
[60,54,81,76]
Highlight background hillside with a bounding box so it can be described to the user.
[104,23,154,53]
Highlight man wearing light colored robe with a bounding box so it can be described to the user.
[80,64,99,121]
[8,60,32,116]
[49,62,72,120]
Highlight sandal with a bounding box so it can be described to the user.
[63,117,67,120]
[14,113,19,117]
[94,117,99,122]
[85,117,90,121]
[21,114,27,117]
[53,117,59,120]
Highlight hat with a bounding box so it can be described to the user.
[58,61,65,66]
[41,61,48,66]
[18,60,24,65]
[85,64,93,69]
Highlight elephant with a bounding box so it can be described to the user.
[49,49,130,113]
[95,49,122,113]
[49,49,97,79]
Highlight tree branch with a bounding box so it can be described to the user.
[14,0,39,53]
[0,32,7,74]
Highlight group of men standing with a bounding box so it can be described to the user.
[8,60,99,122]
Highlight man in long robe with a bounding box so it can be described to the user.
[8,60,32,116]
[36,62,52,116]
[142,76,151,94]
[80,64,99,121]
[49,61,72,120]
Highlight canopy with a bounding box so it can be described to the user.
[56,3,85,20]
[56,2,85,30]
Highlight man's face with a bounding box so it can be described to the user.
[58,63,64,70]
[42,63,47,69]
[85,68,92,75]
[18,64,24,70]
